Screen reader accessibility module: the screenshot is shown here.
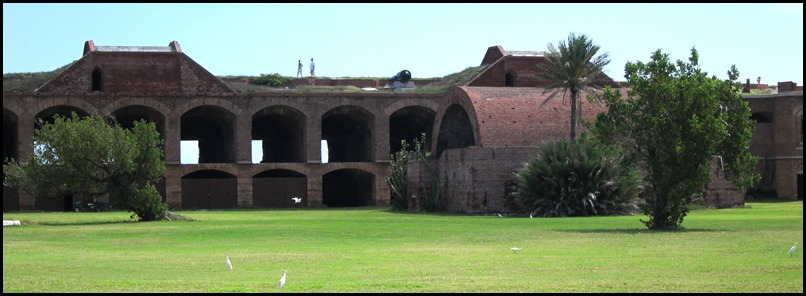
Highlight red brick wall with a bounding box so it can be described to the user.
[745,88,803,199]
[436,147,538,214]
[704,162,745,207]
[35,52,233,95]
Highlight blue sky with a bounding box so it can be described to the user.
[3,3,803,85]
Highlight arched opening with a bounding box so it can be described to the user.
[505,72,516,87]
[181,106,236,164]
[322,106,373,162]
[111,106,165,138]
[436,104,476,157]
[181,170,237,209]
[3,109,20,211]
[322,169,374,207]
[252,169,307,208]
[252,106,306,163]
[92,68,103,92]
[389,106,435,155]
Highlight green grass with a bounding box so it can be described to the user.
[3,201,802,292]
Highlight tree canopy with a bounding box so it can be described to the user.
[589,47,759,230]
[3,112,168,221]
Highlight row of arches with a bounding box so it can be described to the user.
[22,167,375,211]
[3,93,479,211]
[5,103,452,165]
[181,168,373,209]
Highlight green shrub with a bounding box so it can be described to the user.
[118,183,168,221]
[251,73,291,86]
[387,140,410,211]
[514,136,642,217]
[386,133,442,212]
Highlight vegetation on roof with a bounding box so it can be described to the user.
[414,65,487,93]
[2,61,75,93]
[220,65,488,94]
[3,63,488,94]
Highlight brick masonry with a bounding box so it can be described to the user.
[2,42,802,213]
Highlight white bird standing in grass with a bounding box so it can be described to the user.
[498,213,503,217]
[278,270,287,288]
[291,197,302,204]
[225,255,233,271]
[511,247,522,253]
[529,212,533,219]
[789,242,798,256]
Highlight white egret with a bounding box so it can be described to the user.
[225,255,233,271]
[511,247,522,253]
[278,270,287,288]
[529,212,533,219]
[789,242,798,256]
[498,213,503,217]
[291,197,302,204]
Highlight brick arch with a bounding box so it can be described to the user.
[432,87,480,155]
[246,163,311,178]
[321,167,378,207]
[387,103,438,154]
[102,97,171,120]
[3,108,21,162]
[249,100,309,117]
[177,165,239,178]
[251,168,309,208]
[3,104,26,118]
[383,99,439,116]
[251,104,307,163]
[322,104,373,116]
[179,168,238,209]
[319,162,383,176]
[173,97,242,117]
[180,104,239,164]
[33,97,98,116]
[321,105,375,163]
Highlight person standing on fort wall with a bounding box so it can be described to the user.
[310,58,316,78]
[297,60,303,78]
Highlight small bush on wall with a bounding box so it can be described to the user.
[251,73,291,86]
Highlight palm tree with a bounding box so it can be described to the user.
[537,32,611,142]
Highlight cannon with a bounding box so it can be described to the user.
[388,70,412,83]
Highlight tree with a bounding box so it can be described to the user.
[537,32,611,142]
[3,112,168,221]
[589,48,759,230]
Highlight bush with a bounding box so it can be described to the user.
[387,140,410,211]
[514,136,642,217]
[118,183,168,221]
[386,133,442,212]
[251,73,291,86]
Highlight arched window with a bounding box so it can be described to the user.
[505,72,516,87]
[91,68,103,92]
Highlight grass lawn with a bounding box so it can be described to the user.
[2,201,802,293]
